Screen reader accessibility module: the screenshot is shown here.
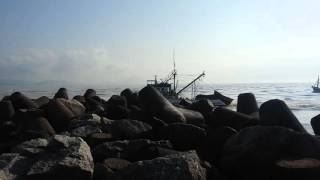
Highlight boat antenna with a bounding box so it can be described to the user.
[173,50,177,92]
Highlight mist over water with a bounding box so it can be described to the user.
[0,82,318,133]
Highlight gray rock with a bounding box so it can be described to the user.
[71,125,102,138]
[112,151,206,180]
[0,135,94,180]
[92,139,172,162]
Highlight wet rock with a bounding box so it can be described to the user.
[10,92,38,110]
[209,107,257,130]
[92,139,172,162]
[112,151,206,180]
[139,86,185,123]
[1,135,94,180]
[0,100,15,123]
[220,126,320,180]
[260,99,307,133]
[54,87,69,99]
[237,93,259,115]
[158,123,207,150]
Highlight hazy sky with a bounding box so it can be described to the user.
[1,0,320,86]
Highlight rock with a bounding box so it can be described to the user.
[71,125,102,138]
[190,99,214,117]
[34,96,50,107]
[87,133,113,148]
[92,139,172,162]
[59,98,86,117]
[120,88,139,106]
[209,107,257,130]
[139,86,185,123]
[220,126,320,180]
[198,126,237,164]
[112,151,206,180]
[0,135,94,180]
[311,114,320,135]
[85,98,104,114]
[73,95,86,105]
[106,105,130,120]
[177,107,205,126]
[108,95,127,108]
[103,158,131,171]
[179,99,193,107]
[237,93,259,115]
[0,100,15,123]
[10,92,38,110]
[92,163,114,180]
[54,87,69,100]
[158,123,207,150]
[103,119,152,139]
[260,99,307,133]
[44,99,76,132]
[84,89,96,99]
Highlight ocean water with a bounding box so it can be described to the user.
[0,83,318,133]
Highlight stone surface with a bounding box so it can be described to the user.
[112,151,206,180]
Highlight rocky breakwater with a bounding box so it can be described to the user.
[0,87,319,179]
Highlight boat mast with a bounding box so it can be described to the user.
[173,51,177,93]
[317,75,319,87]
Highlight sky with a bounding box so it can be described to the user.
[1,0,320,87]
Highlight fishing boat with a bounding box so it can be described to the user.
[312,76,320,93]
[146,58,232,106]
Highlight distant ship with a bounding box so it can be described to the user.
[312,76,320,93]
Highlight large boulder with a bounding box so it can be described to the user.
[0,100,15,123]
[0,135,94,180]
[220,126,320,180]
[260,99,307,133]
[139,86,185,123]
[177,107,205,126]
[92,139,172,162]
[311,114,320,135]
[112,151,207,180]
[10,92,38,110]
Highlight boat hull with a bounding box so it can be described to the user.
[312,86,320,93]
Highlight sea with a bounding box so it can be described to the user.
[0,83,319,134]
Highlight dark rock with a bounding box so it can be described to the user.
[177,107,205,126]
[54,87,69,100]
[92,139,172,162]
[191,99,214,115]
[87,133,113,148]
[106,105,130,120]
[0,100,15,122]
[44,99,76,132]
[84,89,96,99]
[158,123,207,150]
[220,126,320,180]
[139,86,185,123]
[59,98,86,117]
[85,98,104,114]
[10,92,38,110]
[237,93,259,115]
[73,95,86,105]
[198,126,237,164]
[112,151,206,180]
[34,96,50,107]
[92,163,114,180]
[108,95,127,108]
[103,158,131,171]
[179,99,193,107]
[311,114,320,135]
[0,135,94,180]
[141,146,180,160]
[260,99,307,133]
[71,125,102,138]
[209,107,257,130]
